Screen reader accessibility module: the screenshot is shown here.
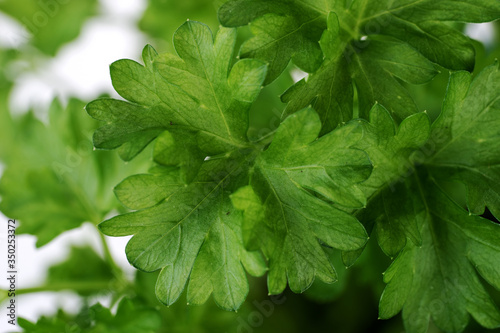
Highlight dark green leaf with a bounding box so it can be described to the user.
[220,0,500,130]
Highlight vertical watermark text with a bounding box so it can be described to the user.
[6,219,17,326]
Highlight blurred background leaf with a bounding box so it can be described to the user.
[0,0,98,56]
[0,99,149,246]
[45,246,114,297]
[139,0,225,51]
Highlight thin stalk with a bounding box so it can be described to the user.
[99,232,123,278]
[16,281,112,295]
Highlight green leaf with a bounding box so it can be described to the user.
[341,104,430,259]
[153,130,205,183]
[281,10,438,131]
[426,63,500,220]
[91,21,373,309]
[220,0,500,130]
[100,107,371,307]
[18,298,161,333]
[303,248,349,303]
[100,152,266,311]
[86,22,267,160]
[379,175,500,333]
[0,99,146,247]
[361,64,500,332]
[18,311,75,333]
[88,298,161,333]
[219,0,330,83]
[0,0,98,55]
[280,13,353,136]
[241,108,370,294]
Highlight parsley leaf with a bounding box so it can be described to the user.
[102,152,267,311]
[426,63,500,220]
[233,107,370,294]
[352,104,430,258]
[220,0,500,130]
[219,0,327,84]
[86,23,267,161]
[379,174,500,333]
[358,64,500,332]
[91,21,372,309]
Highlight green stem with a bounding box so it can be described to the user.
[254,129,277,148]
[97,228,132,308]
[15,281,112,295]
[99,232,123,278]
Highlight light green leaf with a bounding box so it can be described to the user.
[153,130,205,183]
[0,0,98,55]
[87,21,267,160]
[101,153,266,311]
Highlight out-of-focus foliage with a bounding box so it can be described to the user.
[18,297,162,333]
[139,0,227,51]
[0,99,148,246]
[0,0,98,55]
[45,246,114,296]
